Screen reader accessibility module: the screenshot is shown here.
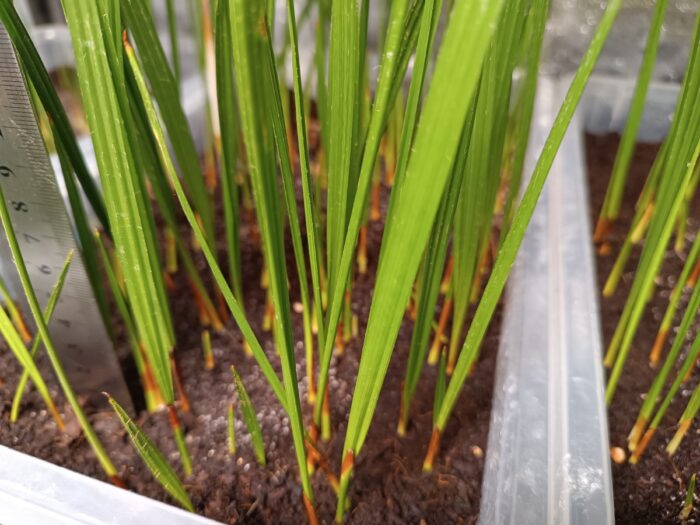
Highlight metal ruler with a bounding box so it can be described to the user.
[0,25,132,410]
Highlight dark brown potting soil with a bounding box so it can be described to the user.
[0,182,499,524]
[587,134,700,525]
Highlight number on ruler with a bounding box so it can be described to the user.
[12,201,28,212]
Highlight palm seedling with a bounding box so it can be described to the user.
[0,0,636,521]
[594,0,670,245]
[594,5,700,464]
[0,195,122,486]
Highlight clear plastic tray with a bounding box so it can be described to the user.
[479,76,615,525]
[0,445,220,525]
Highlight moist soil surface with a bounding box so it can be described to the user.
[0,182,500,524]
[587,134,700,525]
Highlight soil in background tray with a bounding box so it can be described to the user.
[0,179,500,524]
[587,134,700,525]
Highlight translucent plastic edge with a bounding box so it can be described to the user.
[479,76,617,525]
[0,445,220,525]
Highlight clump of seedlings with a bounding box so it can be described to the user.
[594,1,700,467]
[0,0,633,522]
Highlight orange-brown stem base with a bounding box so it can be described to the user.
[423,428,442,472]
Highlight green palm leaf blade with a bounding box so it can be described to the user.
[122,29,287,413]
[122,0,214,243]
[449,0,530,374]
[399,118,468,434]
[325,0,360,293]
[252,0,319,416]
[628,245,700,461]
[0,274,64,429]
[60,0,175,403]
[606,11,700,402]
[284,0,327,360]
[431,0,626,467]
[10,244,73,423]
[596,0,671,235]
[227,0,315,516]
[231,366,266,466]
[334,0,506,520]
[500,0,551,243]
[313,0,413,430]
[106,394,194,512]
[214,0,243,302]
[0,178,119,480]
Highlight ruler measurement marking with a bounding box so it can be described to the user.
[0,25,132,409]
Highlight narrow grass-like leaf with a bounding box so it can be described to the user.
[122,0,214,243]
[606,12,700,402]
[62,0,175,404]
[628,269,700,461]
[595,0,671,239]
[215,0,243,302]
[284,0,327,400]
[313,0,331,168]
[325,0,360,294]
[62,0,192,475]
[314,0,413,433]
[0,286,63,430]
[335,0,505,518]
[165,0,180,90]
[0,186,119,481]
[448,0,530,374]
[122,33,287,413]
[53,126,112,338]
[231,366,265,466]
[668,376,700,456]
[187,0,218,198]
[10,247,73,423]
[648,230,700,366]
[601,144,666,297]
[94,230,163,412]
[0,274,31,343]
[500,0,550,241]
[227,402,236,455]
[625,137,700,460]
[680,474,696,520]
[399,112,470,435]
[387,0,442,201]
[254,1,318,418]
[433,351,447,427]
[427,0,626,469]
[227,2,314,516]
[123,60,222,331]
[392,0,452,435]
[106,394,194,511]
[387,0,425,110]
[202,330,214,370]
[195,0,220,195]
